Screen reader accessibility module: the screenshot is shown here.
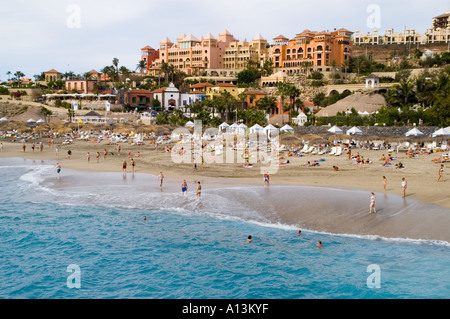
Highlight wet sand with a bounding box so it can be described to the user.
[1,139,450,242]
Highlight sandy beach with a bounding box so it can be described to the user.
[1,137,450,242]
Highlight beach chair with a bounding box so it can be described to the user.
[328,147,337,155]
[300,144,309,153]
[334,147,342,156]
[311,147,318,155]
[304,146,314,153]
[318,147,328,155]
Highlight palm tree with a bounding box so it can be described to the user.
[112,58,119,73]
[256,95,277,115]
[137,60,147,74]
[14,71,25,86]
[83,72,92,80]
[6,71,12,81]
[342,59,350,74]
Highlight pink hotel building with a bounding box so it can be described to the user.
[151,30,267,76]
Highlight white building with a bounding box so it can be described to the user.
[152,82,207,113]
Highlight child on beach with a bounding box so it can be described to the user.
[181,180,188,195]
[401,177,407,197]
[438,164,444,182]
[369,192,377,214]
[383,176,387,191]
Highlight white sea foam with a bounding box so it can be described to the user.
[12,161,450,248]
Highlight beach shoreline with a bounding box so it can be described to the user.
[1,139,450,242]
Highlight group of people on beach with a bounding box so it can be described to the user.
[369,176,409,213]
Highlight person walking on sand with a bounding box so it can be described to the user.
[438,164,444,182]
[401,177,407,197]
[181,180,188,195]
[96,152,100,163]
[117,144,121,155]
[369,192,377,214]
[39,142,43,152]
[158,172,164,188]
[87,152,90,163]
[67,149,72,159]
[55,163,61,179]
[196,181,202,198]
[22,143,26,152]
[103,149,107,160]
[130,158,135,173]
[0,142,3,152]
[55,147,59,156]
[122,160,127,174]
[31,143,35,153]
[382,176,387,191]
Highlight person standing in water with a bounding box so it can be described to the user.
[401,177,407,197]
[196,181,202,198]
[158,172,164,188]
[122,160,127,174]
[55,163,61,179]
[130,158,135,173]
[382,176,387,191]
[181,180,188,195]
[369,192,377,214]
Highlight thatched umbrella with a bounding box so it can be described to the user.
[57,127,73,134]
[18,126,32,134]
[34,124,51,136]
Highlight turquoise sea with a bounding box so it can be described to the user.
[0,157,449,299]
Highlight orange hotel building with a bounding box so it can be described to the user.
[271,28,353,74]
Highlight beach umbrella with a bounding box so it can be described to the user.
[184,121,195,128]
[432,127,450,137]
[328,125,343,134]
[280,124,294,134]
[36,119,46,125]
[249,123,265,134]
[0,117,8,122]
[218,122,230,132]
[405,127,424,136]
[346,126,363,135]
[27,118,36,124]
[264,124,279,138]
[236,123,247,135]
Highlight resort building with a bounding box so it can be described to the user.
[426,11,450,43]
[205,82,243,100]
[222,34,270,70]
[352,11,450,45]
[270,28,354,75]
[244,90,267,108]
[123,89,153,109]
[152,83,207,112]
[65,80,98,94]
[140,46,159,74]
[150,30,270,76]
[44,69,62,83]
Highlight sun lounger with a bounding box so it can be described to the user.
[328,147,337,155]
[335,147,342,156]
[300,144,309,153]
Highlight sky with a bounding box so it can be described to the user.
[0,0,448,81]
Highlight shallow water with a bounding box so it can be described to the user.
[0,158,449,299]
